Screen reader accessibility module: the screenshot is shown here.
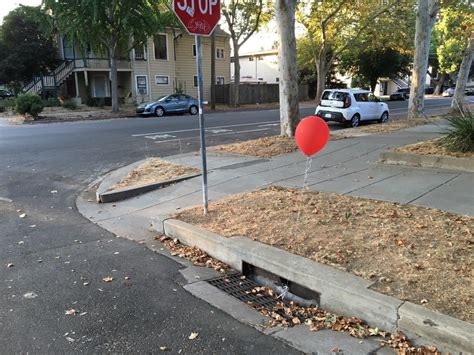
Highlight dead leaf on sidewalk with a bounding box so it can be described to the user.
[102,276,113,282]
[6,263,14,268]
[188,332,199,340]
[65,309,79,316]
[19,213,26,218]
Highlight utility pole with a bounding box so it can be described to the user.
[211,31,216,110]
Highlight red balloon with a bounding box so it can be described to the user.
[295,116,330,156]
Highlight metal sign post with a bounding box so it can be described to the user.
[173,0,220,214]
[195,35,209,214]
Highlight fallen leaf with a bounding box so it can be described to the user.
[50,190,58,194]
[188,332,199,340]
[6,263,14,268]
[65,309,78,316]
[19,213,26,218]
[160,346,168,351]
[102,276,113,282]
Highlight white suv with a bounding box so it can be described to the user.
[315,89,389,128]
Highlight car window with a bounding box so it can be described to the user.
[178,95,188,100]
[353,93,368,102]
[321,91,348,101]
[368,94,378,102]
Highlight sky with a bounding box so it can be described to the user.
[0,0,41,24]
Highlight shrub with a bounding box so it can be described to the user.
[440,110,474,153]
[15,94,44,118]
[62,98,77,110]
[0,98,16,112]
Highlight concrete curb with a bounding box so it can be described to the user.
[97,173,201,203]
[379,150,474,173]
[160,219,473,353]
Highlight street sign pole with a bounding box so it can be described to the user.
[195,35,209,214]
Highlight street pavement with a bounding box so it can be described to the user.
[0,97,455,353]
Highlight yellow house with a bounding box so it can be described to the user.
[22,28,231,104]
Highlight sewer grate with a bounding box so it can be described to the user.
[208,273,278,309]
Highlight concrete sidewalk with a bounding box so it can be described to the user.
[85,120,473,235]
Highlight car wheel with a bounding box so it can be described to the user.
[378,111,389,123]
[189,105,198,115]
[349,114,360,128]
[155,107,165,117]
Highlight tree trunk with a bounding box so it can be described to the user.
[452,39,473,113]
[276,0,299,137]
[408,0,438,118]
[211,31,216,110]
[433,72,446,95]
[315,59,328,106]
[232,40,240,108]
[370,77,378,93]
[110,54,119,113]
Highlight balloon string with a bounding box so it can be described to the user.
[296,156,312,227]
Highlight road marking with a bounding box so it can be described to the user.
[0,197,13,203]
[144,134,177,140]
[131,120,278,137]
[206,129,232,134]
[153,128,271,144]
[258,123,280,127]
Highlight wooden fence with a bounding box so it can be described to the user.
[215,83,309,105]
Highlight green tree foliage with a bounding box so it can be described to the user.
[340,47,411,92]
[0,6,59,88]
[297,0,415,102]
[434,5,473,74]
[43,0,174,112]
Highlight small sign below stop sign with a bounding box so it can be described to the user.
[173,0,221,36]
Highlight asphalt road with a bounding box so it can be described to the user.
[0,97,452,352]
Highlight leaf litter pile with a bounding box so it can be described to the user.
[356,116,443,134]
[211,135,299,158]
[394,139,474,158]
[110,158,200,191]
[157,234,439,354]
[175,186,473,323]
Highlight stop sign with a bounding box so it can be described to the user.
[173,0,221,36]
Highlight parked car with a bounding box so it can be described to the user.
[315,89,389,128]
[390,88,410,101]
[442,87,455,97]
[0,89,14,99]
[465,86,474,96]
[136,94,199,117]
[425,87,435,95]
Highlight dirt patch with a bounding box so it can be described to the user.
[37,106,136,123]
[175,186,473,323]
[356,117,442,134]
[394,139,474,159]
[211,136,299,158]
[110,158,200,191]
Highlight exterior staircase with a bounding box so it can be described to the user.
[22,61,75,95]
[391,77,409,88]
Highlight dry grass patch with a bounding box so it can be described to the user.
[175,186,473,323]
[394,139,474,159]
[357,117,442,134]
[110,158,200,191]
[211,135,299,158]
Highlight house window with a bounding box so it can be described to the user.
[155,75,169,85]
[136,75,148,95]
[193,76,198,87]
[192,44,196,57]
[249,56,254,61]
[154,34,168,60]
[134,44,146,60]
[216,48,224,59]
[216,76,225,85]
[276,77,279,82]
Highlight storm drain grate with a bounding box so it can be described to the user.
[208,273,278,309]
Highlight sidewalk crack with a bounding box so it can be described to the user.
[406,173,461,204]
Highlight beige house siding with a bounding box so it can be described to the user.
[174,33,231,100]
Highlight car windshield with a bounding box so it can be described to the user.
[156,95,167,101]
